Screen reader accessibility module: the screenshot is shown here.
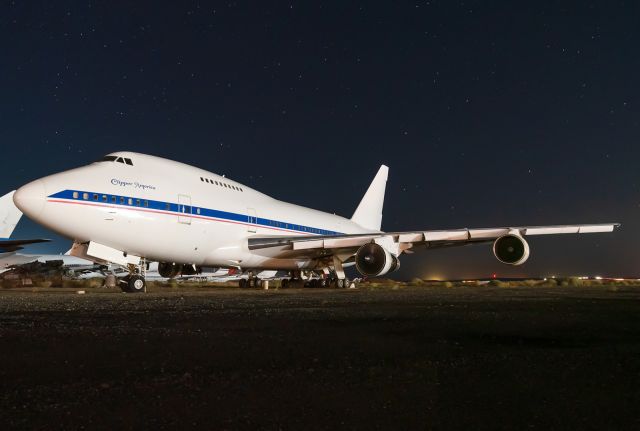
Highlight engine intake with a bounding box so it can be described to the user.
[355,243,400,277]
[493,234,530,265]
[157,262,200,278]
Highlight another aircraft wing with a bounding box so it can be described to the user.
[0,239,51,253]
[248,223,620,258]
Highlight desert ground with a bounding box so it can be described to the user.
[0,284,638,430]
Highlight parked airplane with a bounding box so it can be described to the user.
[0,190,49,254]
[0,190,93,274]
[0,252,99,274]
[13,152,619,292]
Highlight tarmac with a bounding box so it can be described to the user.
[0,285,638,430]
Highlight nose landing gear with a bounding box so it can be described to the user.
[119,259,147,293]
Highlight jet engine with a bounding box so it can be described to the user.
[158,262,182,278]
[355,243,401,277]
[493,234,530,265]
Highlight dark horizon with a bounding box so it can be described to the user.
[1,2,637,279]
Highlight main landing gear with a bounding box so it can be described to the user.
[119,259,147,293]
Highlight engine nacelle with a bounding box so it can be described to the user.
[158,262,182,278]
[355,243,401,277]
[158,263,202,278]
[493,234,530,265]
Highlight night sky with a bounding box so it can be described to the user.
[1,1,637,279]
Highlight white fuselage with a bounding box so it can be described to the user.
[15,152,373,270]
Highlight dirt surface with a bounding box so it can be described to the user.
[0,285,639,430]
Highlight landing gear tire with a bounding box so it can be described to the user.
[239,279,248,288]
[281,279,290,288]
[120,275,145,293]
[336,278,345,289]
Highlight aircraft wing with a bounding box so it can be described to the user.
[0,239,51,253]
[248,223,620,258]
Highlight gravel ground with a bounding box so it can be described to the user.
[0,285,639,430]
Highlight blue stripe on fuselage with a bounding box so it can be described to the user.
[47,190,342,236]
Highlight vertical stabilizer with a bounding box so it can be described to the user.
[351,165,388,231]
[0,191,23,239]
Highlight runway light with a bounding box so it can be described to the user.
[595,276,603,280]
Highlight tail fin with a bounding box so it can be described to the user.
[351,165,388,231]
[0,191,23,239]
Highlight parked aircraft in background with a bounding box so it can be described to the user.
[0,190,49,254]
[13,152,619,292]
[0,252,99,274]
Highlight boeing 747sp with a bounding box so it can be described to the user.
[13,152,619,292]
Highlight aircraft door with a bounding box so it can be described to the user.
[247,208,257,233]
[178,195,192,225]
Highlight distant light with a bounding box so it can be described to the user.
[595,276,603,280]
[492,273,497,279]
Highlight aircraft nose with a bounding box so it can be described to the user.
[14,179,46,219]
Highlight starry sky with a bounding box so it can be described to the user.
[1,1,638,279]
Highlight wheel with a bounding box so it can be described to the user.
[127,275,146,293]
[118,276,130,292]
[255,279,263,288]
[336,278,345,288]
[239,279,247,288]
[319,278,328,288]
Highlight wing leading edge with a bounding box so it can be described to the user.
[247,223,620,257]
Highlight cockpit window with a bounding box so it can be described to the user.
[96,155,134,166]
[98,156,118,162]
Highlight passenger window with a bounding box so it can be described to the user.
[72,192,79,199]
[215,181,219,186]
[83,193,89,200]
[111,196,117,203]
[120,197,125,204]
[136,199,141,206]
[166,203,171,210]
[93,194,98,201]
[144,200,149,207]
[102,195,108,202]
[128,198,133,205]
[196,208,201,215]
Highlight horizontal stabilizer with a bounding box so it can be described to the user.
[0,238,50,253]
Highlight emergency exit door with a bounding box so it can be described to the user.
[247,208,257,233]
[178,194,192,225]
